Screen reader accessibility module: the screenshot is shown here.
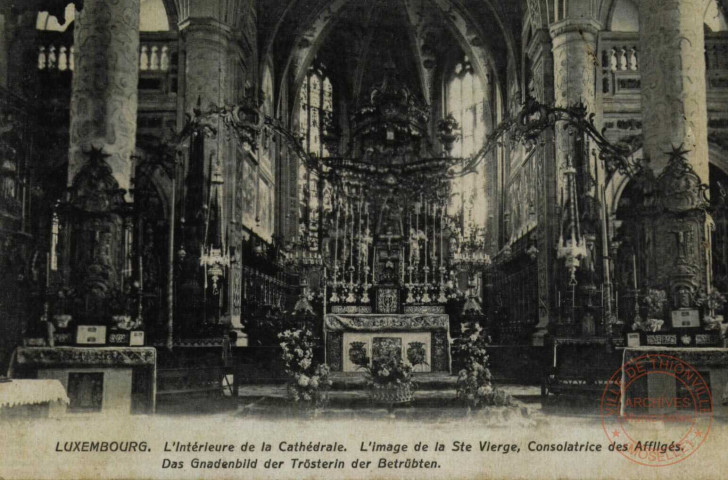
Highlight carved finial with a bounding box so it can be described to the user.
[665,143,691,162]
[82,145,111,163]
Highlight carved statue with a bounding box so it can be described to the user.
[408,228,421,265]
[359,227,373,266]
[670,229,692,260]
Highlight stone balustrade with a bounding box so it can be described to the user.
[37,38,176,74]
[600,32,728,97]
[37,44,74,71]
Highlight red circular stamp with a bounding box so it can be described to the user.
[600,353,713,467]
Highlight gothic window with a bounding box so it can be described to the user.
[36,3,75,32]
[139,0,171,31]
[37,2,170,32]
[445,58,487,230]
[447,58,485,158]
[297,63,334,247]
[299,63,334,158]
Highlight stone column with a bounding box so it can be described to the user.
[65,0,140,320]
[639,0,708,180]
[176,2,243,335]
[67,0,140,192]
[550,19,599,115]
[0,11,8,90]
[547,18,602,335]
[637,0,712,310]
[527,28,556,345]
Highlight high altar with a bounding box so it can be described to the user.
[322,197,454,373]
[286,65,491,374]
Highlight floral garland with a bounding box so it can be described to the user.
[278,328,332,408]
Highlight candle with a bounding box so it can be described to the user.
[440,205,444,267]
[334,200,339,280]
[372,246,377,283]
[432,204,437,260]
[408,211,412,268]
[400,247,405,283]
[45,252,50,289]
[366,203,369,231]
[632,254,638,290]
[424,201,428,269]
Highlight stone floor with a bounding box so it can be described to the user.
[156,372,547,421]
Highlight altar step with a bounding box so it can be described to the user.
[329,372,457,390]
[234,382,542,403]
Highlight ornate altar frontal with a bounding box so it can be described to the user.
[325,313,450,373]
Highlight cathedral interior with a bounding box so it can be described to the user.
[3,0,728,412]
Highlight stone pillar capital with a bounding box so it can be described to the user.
[549,18,602,44]
[175,0,240,31]
[178,17,233,40]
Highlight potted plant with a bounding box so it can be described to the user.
[694,289,727,330]
[278,328,332,410]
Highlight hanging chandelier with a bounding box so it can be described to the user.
[556,156,588,285]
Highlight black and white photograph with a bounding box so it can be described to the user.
[2,0,728,479]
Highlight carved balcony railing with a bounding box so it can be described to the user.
[599,31,728,100]
[598,33,641,98]
[36,32,179,97]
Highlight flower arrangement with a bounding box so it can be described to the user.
[453,323,515,409]
[350,340,424,404]
[278,328,332,408]
[640,288,667,318]
[694,289,727,331]
[694,289,727,312]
